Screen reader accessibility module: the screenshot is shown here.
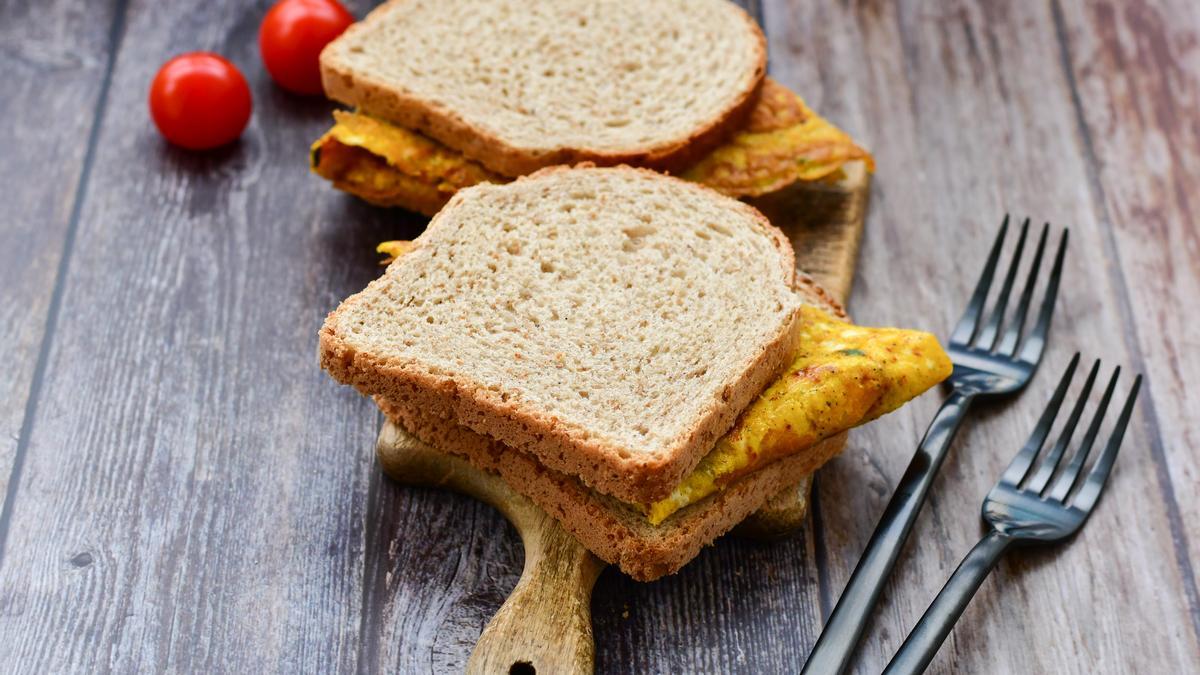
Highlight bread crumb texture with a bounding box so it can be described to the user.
[323,167,800,483]
[322,0,764,160]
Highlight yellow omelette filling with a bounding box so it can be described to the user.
[644,306,950,524]
[376,240,415,264]
[310,111,506,216]
[681,78,874,196]
[310,78,872,213]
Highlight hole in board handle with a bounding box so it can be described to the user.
[509,661,536,675]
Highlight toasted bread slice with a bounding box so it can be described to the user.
[377,401,846,581]
[320,166,802,504]
[319,0,766,177]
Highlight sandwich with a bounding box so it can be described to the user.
[319,166,951,580]
[308,0,872,215]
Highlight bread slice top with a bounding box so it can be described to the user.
[320,0,767,177]
[320,166,801,504]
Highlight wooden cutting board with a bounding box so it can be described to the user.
[376,163,870,675]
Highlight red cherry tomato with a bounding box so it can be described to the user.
[149,52,252,150]
[259,0,354,95]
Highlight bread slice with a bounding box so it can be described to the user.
[320,166,802,505]
[319,0,767,177]
[377,399,846,581]
[372,270,846,580]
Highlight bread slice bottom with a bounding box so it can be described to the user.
[377,397,846,581]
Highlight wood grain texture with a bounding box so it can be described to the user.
[761,0,1200,672]
[1053,0,1200,614]
[0,0,121,519]
[0,0,420,671]
[0,0,1196,674]
[749,161,870,304]
[377,423,606,675]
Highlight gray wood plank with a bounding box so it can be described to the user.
[592,529,825,674]
[760,0,1200,672]
[0,0,120,511]
[360,477,524,673]
[0,0,410,671]
[1053,0,1200,631]
[0,0,1195,673]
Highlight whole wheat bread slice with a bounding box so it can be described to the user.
[373,274,847,580]
[378,399,846,581]
[320,166,802,504]
[319,0,766,177]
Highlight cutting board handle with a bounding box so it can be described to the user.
[376,423,605,675]
[467,507,605,675]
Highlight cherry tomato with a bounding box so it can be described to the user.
[149,52,252,150]
[259,0,354,95]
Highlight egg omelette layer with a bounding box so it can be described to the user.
[310,78,873,214]
[645,305,950,524]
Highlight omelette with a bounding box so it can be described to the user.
[682,78,874,195]
[373,243,950,524]
[311,112,506,215]
[645,305,950,524]
[310,78,872,214]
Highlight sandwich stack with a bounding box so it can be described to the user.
[320,166,951,580]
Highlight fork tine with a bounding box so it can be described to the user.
[1072,375,1142,513]
[975,218,1030,350]
[1025,359,1100,493]
[997,223,1049,356]
[950,215,1009,346]
[1047,366,1121,502]
[1018,228,1068,364]
[1000,353,1080,487]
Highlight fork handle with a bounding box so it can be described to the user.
[802,389,975,675]
[883,531,1013,674]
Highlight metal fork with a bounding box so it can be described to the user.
[884,354,1142,674]
[802,216,1068,674]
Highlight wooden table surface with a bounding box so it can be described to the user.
[1,1,1197,672]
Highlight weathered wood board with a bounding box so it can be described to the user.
[0,1,1196,673]
[0,0,123,513]
[763,1,1200,672]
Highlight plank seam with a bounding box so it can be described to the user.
[0,0,131,566]
[744,0,764,27]
[356,411,385,675]
[809,472,833,621]
[1049,0,1200,647]
[756,0,837,640]
[754,0,841,646]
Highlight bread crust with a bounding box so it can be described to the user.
[319,0,768,178]
[378,399,847,581]
[319,167,817,504]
